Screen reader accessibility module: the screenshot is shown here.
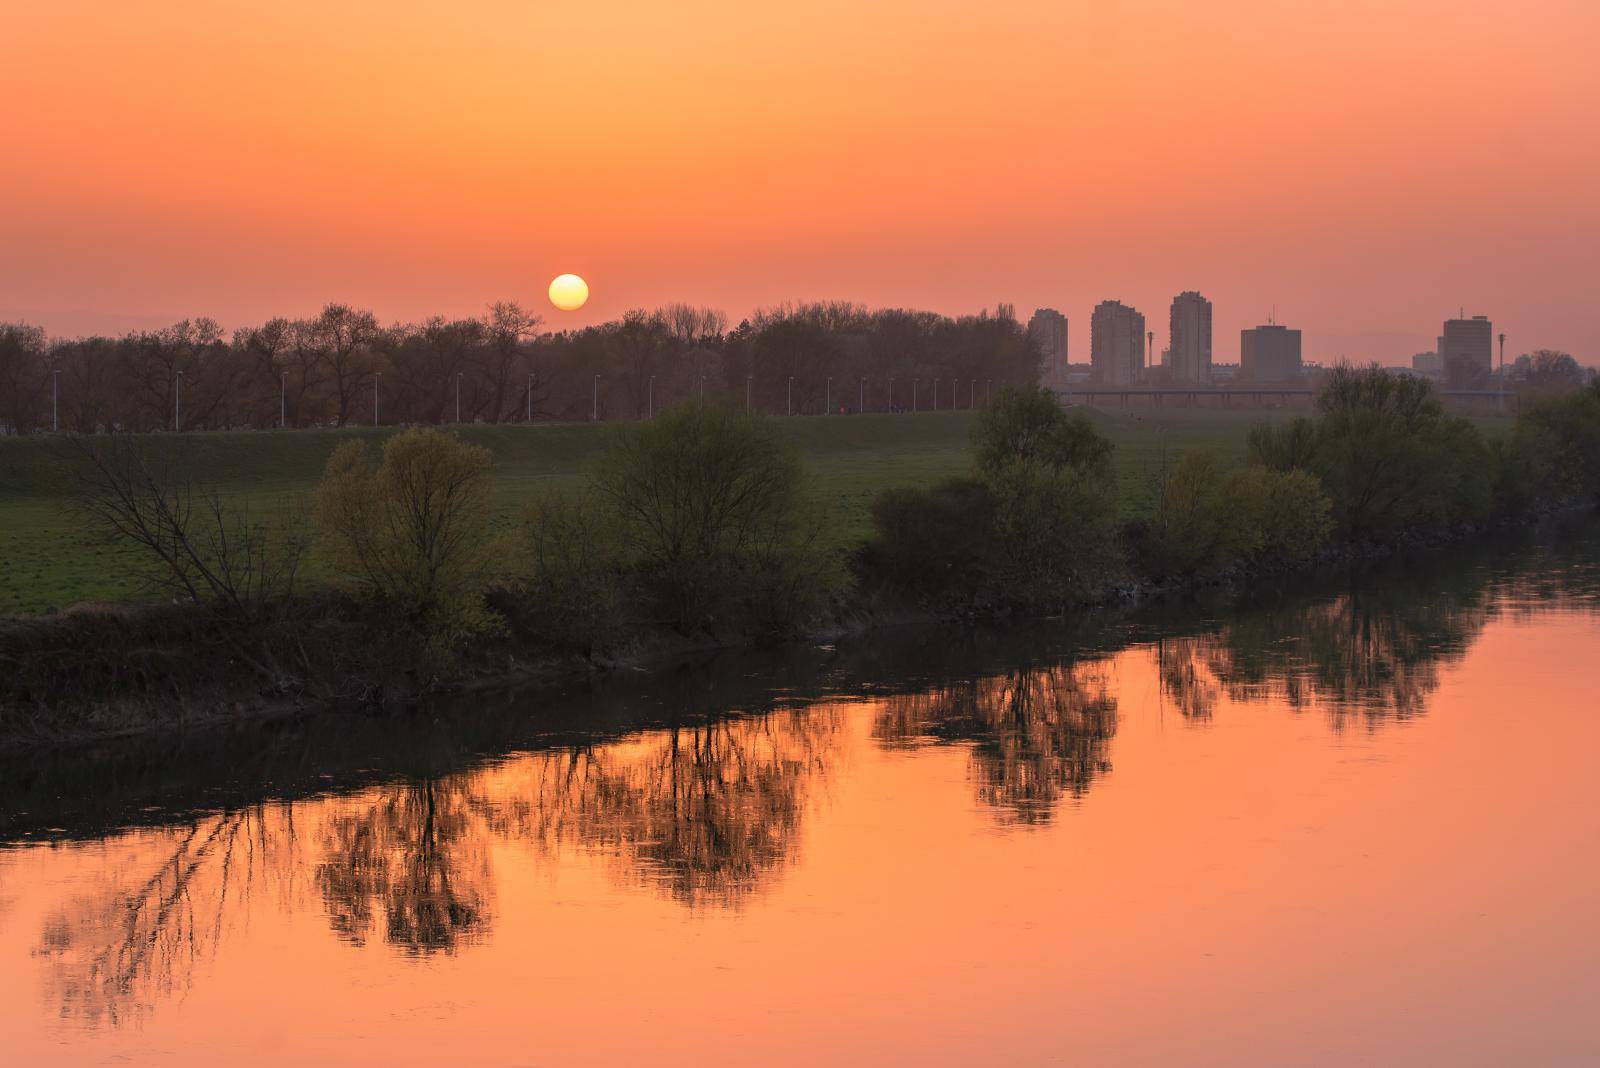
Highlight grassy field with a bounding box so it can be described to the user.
[0,406,1514,615]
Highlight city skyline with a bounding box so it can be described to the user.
[3,2,1596,363]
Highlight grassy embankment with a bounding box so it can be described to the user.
[0,407,1513,616]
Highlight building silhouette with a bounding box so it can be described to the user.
[1168,291,1213,384]
[1437,314,1493,381]
[1090,300,1145,385]
[1240,322,1302,382]
[1027,308,1069,391]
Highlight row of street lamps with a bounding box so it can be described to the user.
[44,371,998,433]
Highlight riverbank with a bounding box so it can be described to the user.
[4,504,1593,755]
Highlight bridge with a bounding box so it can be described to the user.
[1057,386,1516,411]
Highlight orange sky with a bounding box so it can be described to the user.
[2,0,1596,363]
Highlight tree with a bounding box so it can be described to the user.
[593,403,832,632]
[1515,350,1584,394]
[313,427,496,659]
[0,323,48,434]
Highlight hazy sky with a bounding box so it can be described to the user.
[3,0,1596,363]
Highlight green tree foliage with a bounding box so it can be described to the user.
[1253,366,1493,541]
[1504,380,1600,507]
[869,388,1121,609]
[594,402,838,634]
[972,385,1113,478]
[313,427,496,661]
[518,490,629,655]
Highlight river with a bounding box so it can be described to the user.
[2,521,1598,1065]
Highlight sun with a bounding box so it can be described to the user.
[548,273,589,312]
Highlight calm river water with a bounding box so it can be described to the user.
[3,523,1599,1066]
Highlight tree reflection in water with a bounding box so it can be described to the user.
[875,664,1118,825]
[1158,586,1490,728]
[34,804,300,1026]
[473,708,840,908]
[316,779,492,954]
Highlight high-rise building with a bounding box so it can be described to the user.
[1027,308,1069,390]
[1168,291,1213,384]
[1437,315,1493,381]
[1240,323,1302,382]
[1090,300,1145,385]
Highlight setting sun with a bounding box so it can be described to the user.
[548,274,589,312]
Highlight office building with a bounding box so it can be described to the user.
[1437,315,1493,380]
[1240,323,1303,382]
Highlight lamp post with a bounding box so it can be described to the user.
[888,376,894,413]
[933,378,939,410]
[970,378,976,409]
[826,376,831,414]
[787,376,793,416]
[859,377,864,414]
[746,375,752,413]
[373,373,380,427]
[699,374,705,401]
[912,378,918,414]
[1498,332,1506,413]
[52,369,59,432]
[527,372,534,422]
[280,372,287,428]
[986,379,992,406]
[174,370,183,432]
[648,375,655,419]
[592,374,599,421]
[455,372,463,423]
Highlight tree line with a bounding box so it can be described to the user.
[0,301,1041,434]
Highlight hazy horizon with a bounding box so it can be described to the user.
[5,1,1596,364]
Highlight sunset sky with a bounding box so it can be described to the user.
[3,0,1596,363]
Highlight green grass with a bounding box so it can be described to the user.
[0,407,1514,615]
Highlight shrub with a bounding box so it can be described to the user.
[866,478,997,606]
[987,460,1121,606]
[1220,466,1333,564]
[519,490,630,655]
[1504,380,1600,507]
[594,402,838,634]
[313,427,496,663]
[1141,449,1232,576]
[972,385,1113,479]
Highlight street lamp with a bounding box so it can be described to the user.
[527,372,534,423]
[933,378,939,410]
[888,376,894,412]
[859,377,864,413]
[174,370,184,432]
[52,368,59,432]
[826,376,831,414]
[787,376,794,416]
[373,372,381,427]
[970,378,976,409]
[649,375,655,419]
[746,375,752,413]
[455,372,463,423]
[593,374,600,421]
[1498,332,1507,413]
[912,378,919,413]
[280,372,287,429]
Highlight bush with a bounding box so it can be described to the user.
[313,427,496,664]
[1220,466,1333,564]
[987,460,1121,606]
[1504,380,1600,508]
[1135,450,1334,578]
[973,385,1113,479]
[594,402,838,634]
[1253,366,1494,541]
[867,392,1122,611]
[519,490,629,655]
[866,478,997,606]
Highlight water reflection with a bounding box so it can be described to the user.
[318,781,491,954]
[876,665,1118,824]
[9,519,1600,1030]
[36,806,299,1026]
[474,709,839,908]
